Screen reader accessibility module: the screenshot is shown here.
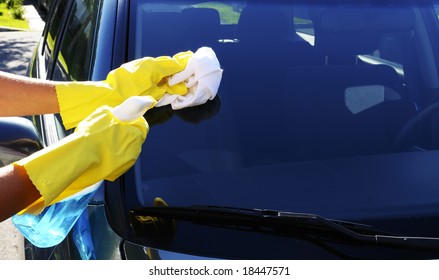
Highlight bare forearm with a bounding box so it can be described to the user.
[0,164,41,223]
[0,71,60,116]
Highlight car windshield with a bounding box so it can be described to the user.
[126,0,439,211]
[109,0,439,258]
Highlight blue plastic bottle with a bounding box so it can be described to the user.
[12,182,101,248]
[72,209,97,260]
[12,96,153,250]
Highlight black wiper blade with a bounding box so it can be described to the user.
[129,205,439,252]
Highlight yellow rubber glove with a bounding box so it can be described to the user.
[13,96,156,215]
[56,51,193,130]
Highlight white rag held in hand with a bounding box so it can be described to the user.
[155,47,223,109]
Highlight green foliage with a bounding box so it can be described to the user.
[6,0,23,9]
[194,2,240,24]
[10,5,24,20]
[6,0,24,20]
[5,0,25,20]
[0,2,28,29]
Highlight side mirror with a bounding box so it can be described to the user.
[0,117,43,167]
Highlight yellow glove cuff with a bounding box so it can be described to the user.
[56,51,193,129]
[14,106,148,215]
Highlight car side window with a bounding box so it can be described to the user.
[52,0,100,81]
[43,0,70,72]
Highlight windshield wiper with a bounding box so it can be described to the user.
[129,205,439,253]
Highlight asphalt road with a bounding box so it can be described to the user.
[0,3,44,260]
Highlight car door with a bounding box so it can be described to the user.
[25,0,115,260]
[25,0,154,260]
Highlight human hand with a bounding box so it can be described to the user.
[15,96,155,214]
[156,47,223,109]
[55,51,193,129]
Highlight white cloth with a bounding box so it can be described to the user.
[155,47,223,109]
[112,96,156,122]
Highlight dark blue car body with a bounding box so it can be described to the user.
[9,0,439,259]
